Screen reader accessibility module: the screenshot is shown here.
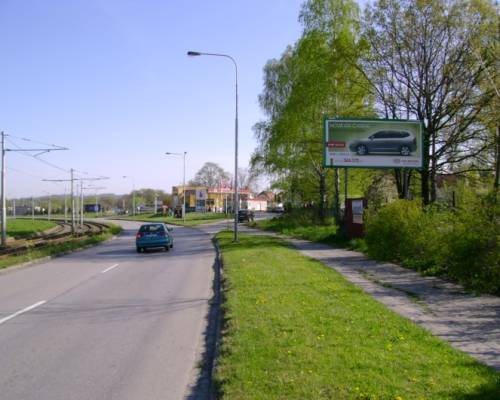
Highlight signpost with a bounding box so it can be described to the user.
[324,118,423,169]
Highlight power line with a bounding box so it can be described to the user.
[1,131,69,246]
[5,133,69,151]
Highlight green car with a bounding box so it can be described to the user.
[136,223,174,253]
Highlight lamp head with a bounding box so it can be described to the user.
[187,51,201,57]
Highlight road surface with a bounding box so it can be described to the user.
[0,220,215,400]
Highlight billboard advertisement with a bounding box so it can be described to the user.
[324,118,423,168]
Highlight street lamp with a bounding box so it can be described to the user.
[165,152,187,222]
[122,176,136,216]
[187,50,239,241]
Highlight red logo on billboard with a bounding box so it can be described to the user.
[327,141,346,148]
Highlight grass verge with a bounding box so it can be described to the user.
[7,219,57,239]
[0,224,122,271]
[113,212,231,226]
[214,232,500,399]
[250,213,349,247]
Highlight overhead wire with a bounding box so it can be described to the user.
[5,134,109,181]
[5,133,68,150]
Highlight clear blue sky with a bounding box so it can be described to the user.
[0,0,304,198]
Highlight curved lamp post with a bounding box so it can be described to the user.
[187,50,239,242]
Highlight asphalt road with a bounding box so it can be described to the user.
[0,220,215,400]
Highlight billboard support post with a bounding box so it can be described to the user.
[334,168,340,224]
[344,168,348,212]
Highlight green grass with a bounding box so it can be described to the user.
[214,232,500,399]
[251,213,349,247]
[0,224,122,270]
[113,212,232,226]
[7,219,57,238]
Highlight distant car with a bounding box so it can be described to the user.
[136,223,174,253]
[349,130,417,156]
[238,209,254,222]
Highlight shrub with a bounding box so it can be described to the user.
[364,194,500,294]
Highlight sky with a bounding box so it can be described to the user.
[0,0,305,198]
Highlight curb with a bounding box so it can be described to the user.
[208,238,223,399]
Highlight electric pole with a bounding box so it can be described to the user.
[1,132,67,246]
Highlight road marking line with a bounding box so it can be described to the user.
[101,263,120,274]
[0,300,47,326]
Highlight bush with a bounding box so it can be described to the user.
[364,194,500,294]
[254,208,343,246]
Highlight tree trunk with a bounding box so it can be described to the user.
[421,129,431,206]
[394,169,403,199]
[404,170,412,199]
[495,125,500,197]
[430,131,437,203]
[394,169,412,199]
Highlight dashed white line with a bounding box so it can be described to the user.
[101,263,120,274]
[0,300,47,326]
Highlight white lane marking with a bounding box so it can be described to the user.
[101,263,120,274]
[0,300,47,326]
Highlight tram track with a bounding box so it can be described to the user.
[0,220,110,257]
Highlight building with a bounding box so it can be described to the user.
[172,185,252,213]
[246,196,268,211]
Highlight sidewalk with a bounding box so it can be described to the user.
[197,221,500,371]
[286,238,500,371]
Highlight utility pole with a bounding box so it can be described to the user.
[64,188,68,223]
[81,185,105,216]
[122,176,136,216]
[43,191,52,221]
[1,132,67,246]
[13,199,16,219]
[43,169,76,233]
[165,153,187,222]
[31,197,35,221]
[1,132,6,246]
[43,173,107,234]
[71,169,75,233]
[48,196,51,221]
[80,180,84,229]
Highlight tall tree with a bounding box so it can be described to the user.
[252,0,373,221]
[189,162,230,188]
[361,0,498,204]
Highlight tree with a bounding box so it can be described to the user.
[237,168,258,191]
[189,162,230,187]
[252,0,373,221]
[361,0,498,204]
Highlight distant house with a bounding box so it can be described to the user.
[172,185,252,213]
[258,190,284,211]
[246,196,268,211]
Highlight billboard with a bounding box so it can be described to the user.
[324,118,423,169]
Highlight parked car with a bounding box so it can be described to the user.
[136,223,174,253]
[238,209,254,222]
[349,130,417,156]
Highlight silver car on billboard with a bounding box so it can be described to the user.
[349,130,417,156]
